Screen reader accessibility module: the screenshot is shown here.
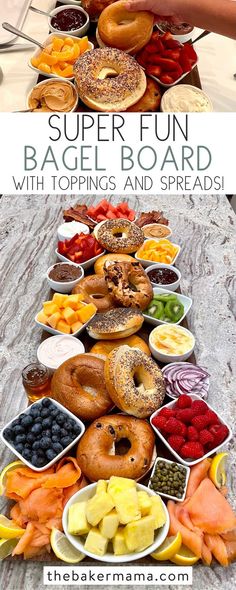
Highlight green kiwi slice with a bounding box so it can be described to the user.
[146,300,165,319]
[165,300,184,322]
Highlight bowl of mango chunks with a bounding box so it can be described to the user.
[62,476,170,562]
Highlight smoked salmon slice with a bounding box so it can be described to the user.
[185,478,236,535]
[185,458,211,498]
[167,500,203,558]
[204,534,229,567]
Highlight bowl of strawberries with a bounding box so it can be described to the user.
[150,394,232,466]
[136,30,198,88]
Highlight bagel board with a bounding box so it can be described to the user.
[33,0,202,112]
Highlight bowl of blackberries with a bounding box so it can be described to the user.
[1,398,85,471]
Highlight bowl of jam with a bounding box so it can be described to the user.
[47,261,84,293]
[146,263,181,292]
[49,5,89,37]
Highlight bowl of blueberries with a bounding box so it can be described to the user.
[1,398,85,471]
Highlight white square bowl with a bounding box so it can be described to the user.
[35,306,96,338]
[148,57,198,88]
[1,398,85,472]
[150,394,233,466]
[55,248,105,271]
[28,33,94,81]
[148,456,190,502]
[135,239,181,268]
[143,286,192,327]
[62,482,170,562]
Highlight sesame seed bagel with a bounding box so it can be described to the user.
[73,47,147,112]
[105,345,165,418]
[97,1,154,55]
[87,307,144,339]
[76,414,155,481]
[95,218,144,253]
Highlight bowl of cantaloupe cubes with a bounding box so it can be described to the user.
[29,33,94,80]
[35,292,97,336]
[62,476,169,562]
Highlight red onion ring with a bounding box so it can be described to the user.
[162,362,210,399]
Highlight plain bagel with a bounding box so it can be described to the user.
[73,274,115,313]
[76,414,155,481]
[97,1,154,55]
[51,354,113,421]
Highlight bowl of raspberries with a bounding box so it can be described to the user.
[1,398,85,471]
[150,394,232,466]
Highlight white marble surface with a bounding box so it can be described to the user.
[0,1,236,111]
[0,194,236,589]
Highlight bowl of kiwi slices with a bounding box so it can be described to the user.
[143,287,192,327]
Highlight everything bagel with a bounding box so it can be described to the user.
[76,414,155,481]
[97,1,154,55]
[73,47,147,112]
[104,259,153,310]
[95,218,144,253]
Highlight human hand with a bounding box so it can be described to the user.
[125,0,183,23]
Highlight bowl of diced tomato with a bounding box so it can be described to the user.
[86,199,136,223]
[136,30,198,88]
[56,232,105,270]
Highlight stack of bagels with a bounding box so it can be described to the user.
[51,216,167,482]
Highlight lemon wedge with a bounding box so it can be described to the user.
[151,532,182,561]
[0,515,25,540]
[50,528,85,563]
[0,461,23,495]
[209,452,228,488]
[0,538,19,560]
[171,544,199,565]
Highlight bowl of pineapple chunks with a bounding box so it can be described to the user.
[62,476,170,562]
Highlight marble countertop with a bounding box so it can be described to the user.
[0,194,236,589]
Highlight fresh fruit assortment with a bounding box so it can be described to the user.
[58,233,103,264]
[136,239,179,264]
[149,459,188,500]
[87,199,135,222]
[2,398,83,468]
[137,31,197,85]
[37,292,97,334]
[31,35,90,78]
[1,200,234,569]
[162,362,210,398]
[145,293,184,323]
[152,395,229,460]
[67,477,167,556]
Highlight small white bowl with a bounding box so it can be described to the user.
[62,482,170,562]
[55,248,105,271]
[135,239,181,268]
[37,334,85,371]
[49,5,89,37]
[58,221,90,241]
[146,264,181,291]
[156,24,196,44]
[143,224,173,240]
[160,85,213,113]
[35,306,96,338]
[27,78,78,112]
[148,456,190,502]
[149,324,195,363]
[29,33,94,81]
[150,394,233,466]
[144,287,192,327]
[46,262,84,294]
[1,398,85,472]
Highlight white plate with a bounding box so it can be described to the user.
[135,239,181,268]
[148,58,198,89]
[143,287,192,327]
[148,456,190,502]
[62,482,170,562]
[150,394,233,466]
[0,0,32,46]
[55,248,105,270]
[29,33,94,81]
[35,307,96,337]
[1,398,85,472]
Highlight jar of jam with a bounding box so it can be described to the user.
[22,363,51,403]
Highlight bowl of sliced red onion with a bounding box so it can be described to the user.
[162,362,210,400]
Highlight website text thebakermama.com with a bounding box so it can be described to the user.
[44,566,192,585]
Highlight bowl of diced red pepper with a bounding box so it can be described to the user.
[136,30,198,88]
[56,233,105,270]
